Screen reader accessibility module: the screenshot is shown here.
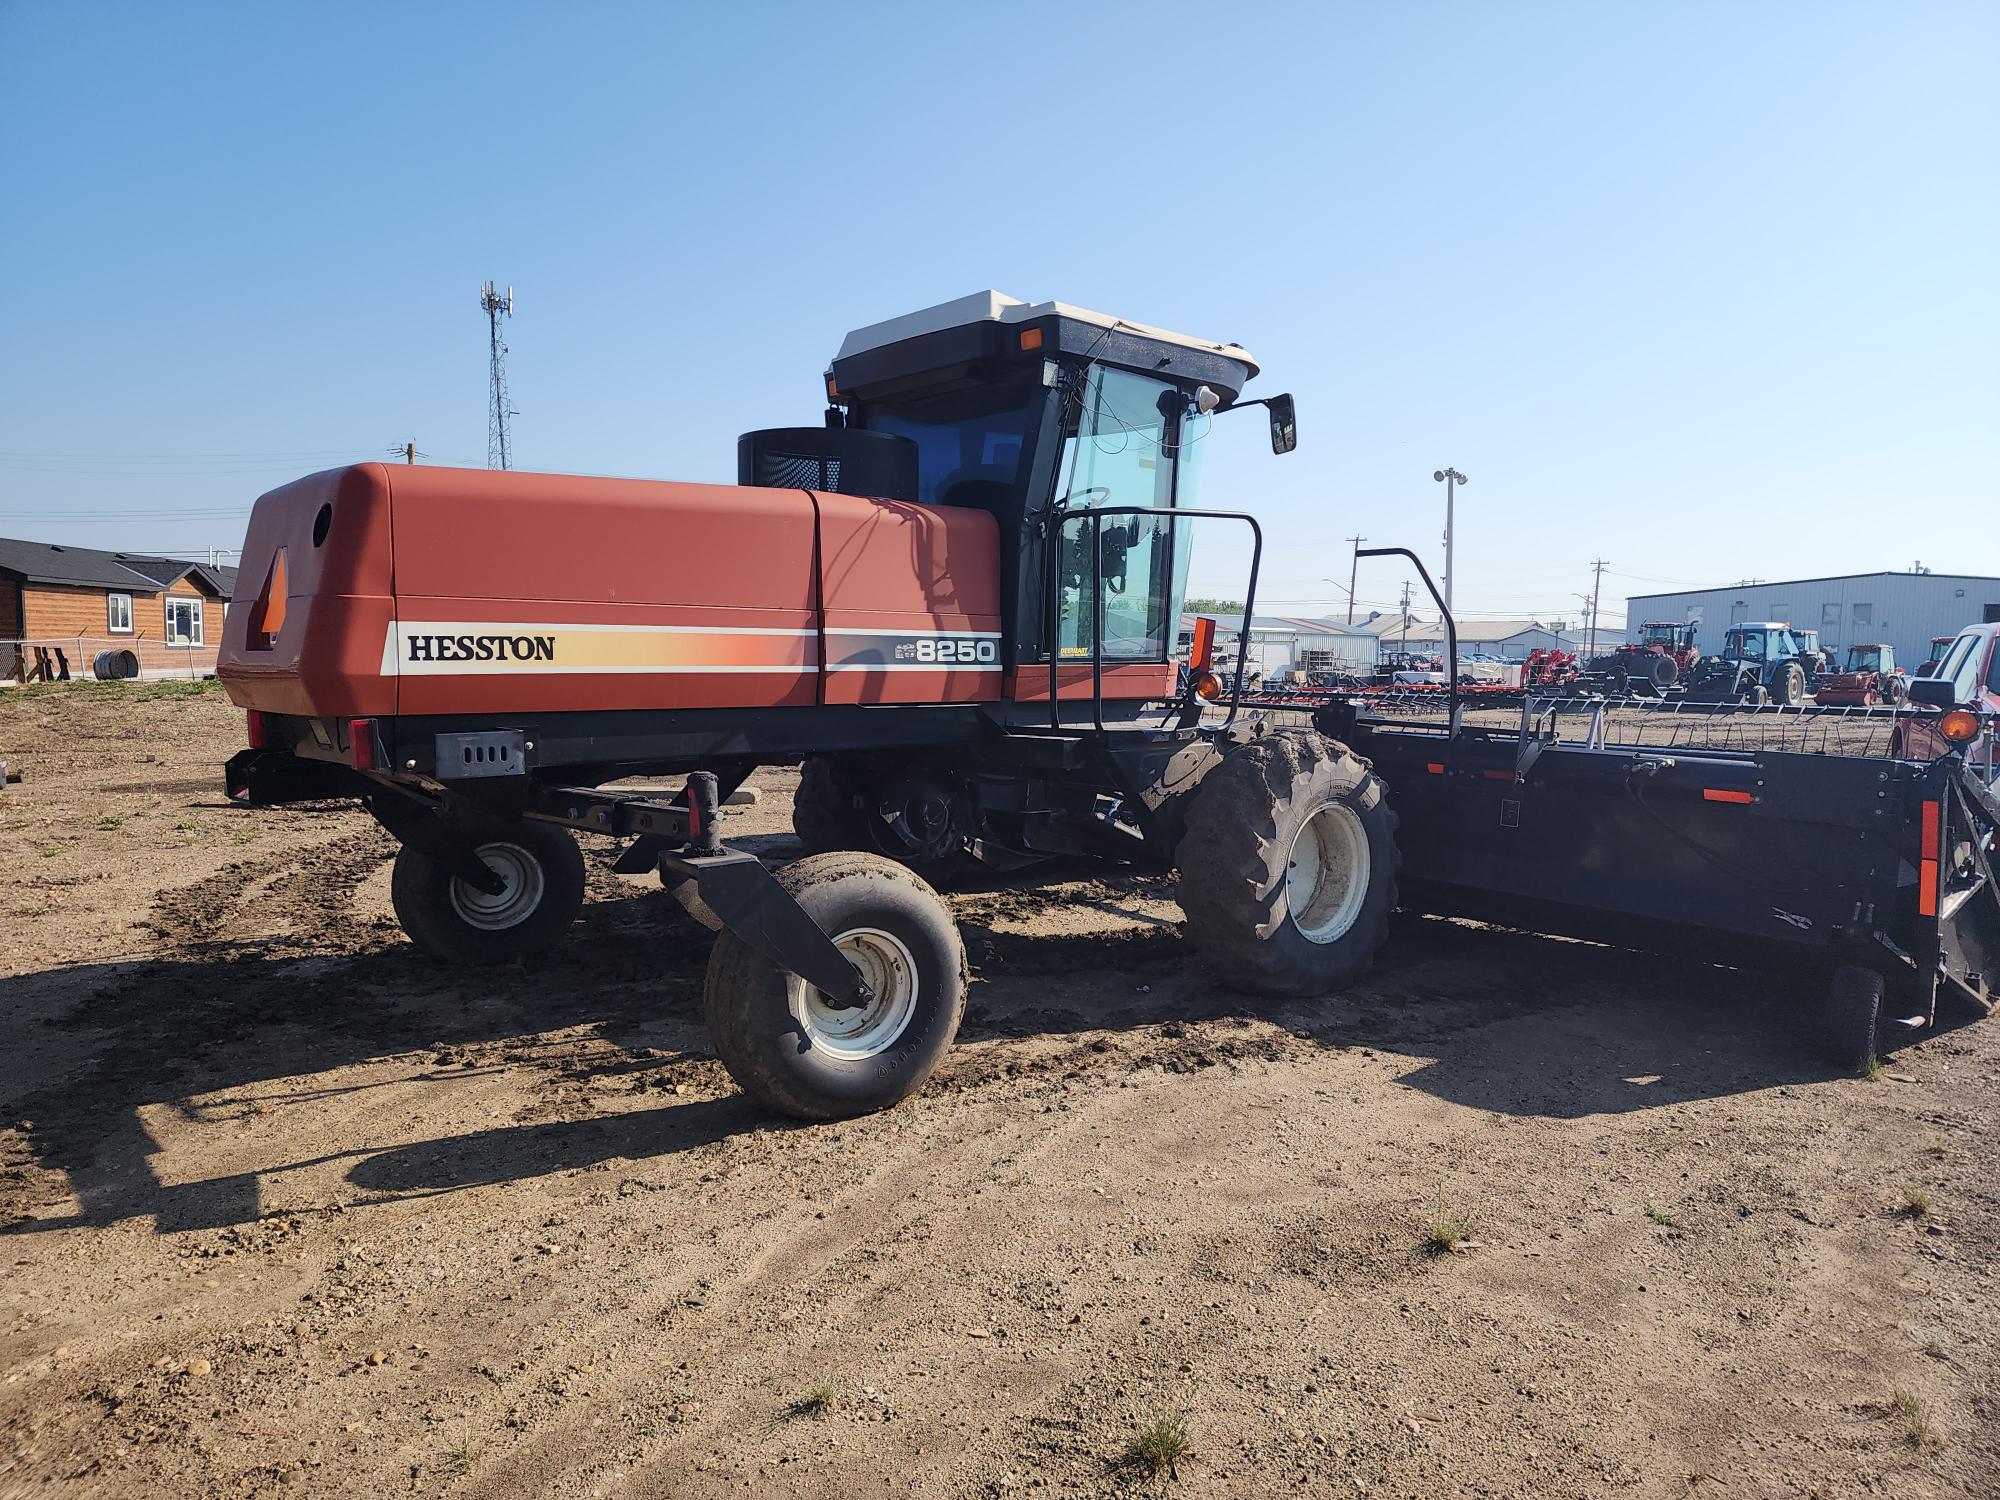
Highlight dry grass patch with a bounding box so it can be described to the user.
[1124,1411,1190,1481]
[1889,1387,1935,1448]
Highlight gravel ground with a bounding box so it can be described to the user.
[1,682,1995,1498]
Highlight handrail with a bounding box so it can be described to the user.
[1355,546,1458,736]
[1044,503,1265,733]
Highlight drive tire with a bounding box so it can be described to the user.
[703,852,966,1120]
[1174,731,1399,998]
[1771,662,1806,706]
[391,822,586,966]
[792,758,870,855]
[1822,964,1884,1074]
[791,757,973,887]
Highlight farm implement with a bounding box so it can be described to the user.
[216,293,1997,1117]
[1311,555,1998,1068]
[220,293,1399,1120]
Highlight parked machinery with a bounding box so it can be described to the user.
[1918,635,1958,677]
[1814,643,1909,707]
[1586,620,1699,696]
[1521,647,1584,692]
[1683,622,1815,705]
[218,292,1405,1122]
[1794,628,1834,680]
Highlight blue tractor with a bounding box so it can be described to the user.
[1684,622,1815,706]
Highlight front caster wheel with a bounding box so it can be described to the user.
[703,852,966,1120]
[390,821,586,966]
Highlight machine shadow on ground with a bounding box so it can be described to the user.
[2,874,1870,1240]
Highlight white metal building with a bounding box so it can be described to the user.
[1623,571,2000,670]
[1351,613,1580,662]
[1177,614,1299,680]
[1267,615,1377,670]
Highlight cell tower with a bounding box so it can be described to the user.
[479,280,516,469]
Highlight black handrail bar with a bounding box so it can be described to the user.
[1044,504,1265,734]
[1356,546,1459,736]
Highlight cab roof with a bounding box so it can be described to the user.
[830,291,1262,406]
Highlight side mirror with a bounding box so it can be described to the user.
[1907,678,1958,710]
[1267,393,1297,455]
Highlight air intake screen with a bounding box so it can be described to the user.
[738,428,918,502]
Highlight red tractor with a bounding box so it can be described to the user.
[1586,620,1700,696]
[1814,643,1908,706]
[1918,635,1958,677]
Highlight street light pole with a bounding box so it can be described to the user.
[1433,468,1466,614]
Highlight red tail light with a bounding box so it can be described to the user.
[245,709,268,749]
[348,719,376,771]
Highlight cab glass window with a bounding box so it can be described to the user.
[1053,366,1188,662]
[863,385,1036,508]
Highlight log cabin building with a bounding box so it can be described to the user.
[1,537,235,678]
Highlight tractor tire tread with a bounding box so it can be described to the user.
[1174,730,1399,998]
[1822,964,1884,1074]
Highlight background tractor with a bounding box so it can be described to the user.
[1918,635,1958,677]
[1793,627,1834,679]
[1684,621,1815,705]
[1586,620,1700,696]
[1814,643,1908,706]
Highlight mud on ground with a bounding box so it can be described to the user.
[1,682,1995,1498]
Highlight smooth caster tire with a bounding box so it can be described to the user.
[390,821,586,966]
[703,852,966,1120]
[1822,965,1884,1074]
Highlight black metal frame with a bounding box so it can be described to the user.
[1043,502,1265,733]
[1306,546,1999,1026]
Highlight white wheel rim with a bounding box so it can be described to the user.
[448,842,545,931]
[1286,803,1371,944]
[789,927,919,1060]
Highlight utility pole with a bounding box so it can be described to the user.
[1586,558,1609,660]
[1343,534,1366,625]
[1398,579,1412,654]
[1433,468,1466,612]
[402,441,416,465]
[480,281,516,470]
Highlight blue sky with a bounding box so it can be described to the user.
[2,1,1993,627]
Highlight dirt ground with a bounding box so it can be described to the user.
[2,683,1995,1499]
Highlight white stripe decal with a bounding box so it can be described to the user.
[822,628,1003,638]
[825,662,1004,673]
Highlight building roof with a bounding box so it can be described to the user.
[1354,614,1561,642]
[1177,613,1298,636]
[0,536,235,596]
[1263,614,1368,635]
[1626,569,2000,602]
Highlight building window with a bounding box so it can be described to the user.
[107,593,133,634]
[164,596,204,647]
[1853,602,1873,626]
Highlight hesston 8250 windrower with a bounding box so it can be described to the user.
[219,293,1401,1119]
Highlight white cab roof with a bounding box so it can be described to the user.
[835,291,1259,382]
